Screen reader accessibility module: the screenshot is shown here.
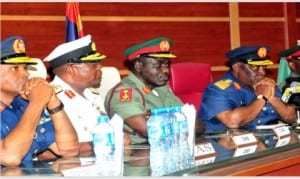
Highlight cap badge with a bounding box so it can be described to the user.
[257,47,267,58]
[119,88,132,102]
[13,39,26,53]
[159,40,170,51]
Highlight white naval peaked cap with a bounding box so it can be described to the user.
[43,34,106,69]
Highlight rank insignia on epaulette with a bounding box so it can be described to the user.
[233,82,241,90]
[142,85,151,94]
[119,88,132,102]
[64,90,75,99]
[52,85,63,94]
[0,103,6,112]
[214,79,232,90]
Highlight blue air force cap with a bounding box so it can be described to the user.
[1,36,37,64]
[226,45,273,66]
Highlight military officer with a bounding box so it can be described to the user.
[278,46,300,107]
[199,45,296,133]
[104,37,183,144]
[44,34,125,154]
[0,36,79,166]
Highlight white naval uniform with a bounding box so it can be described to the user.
[51,76,105,142]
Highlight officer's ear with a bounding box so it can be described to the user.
[288,60,296,72]
[232,62,241,72]
[134,60,143,73]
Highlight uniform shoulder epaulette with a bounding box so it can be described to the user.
[214,79,232,90]
[52,85,63,94]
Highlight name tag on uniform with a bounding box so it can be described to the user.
[273,125,290,139]
[194,142,216,166]
[232,133,257,157]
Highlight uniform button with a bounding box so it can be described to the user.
[271,110,275,113]
[257,120,261,124]
[34,148,39,154]
[264,140,269,144]
[262,107,267,111]
[40,128,46,133]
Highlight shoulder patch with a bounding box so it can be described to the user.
[214,79,232,90]
[119,88,133,102]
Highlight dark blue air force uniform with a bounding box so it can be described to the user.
[0,96,55,165]
[199,72,281,133]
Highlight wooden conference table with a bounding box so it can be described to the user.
[1,126,300,176]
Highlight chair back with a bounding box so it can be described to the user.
[27,58,48,79]
[99,66,121,99]
[169,62,212,110]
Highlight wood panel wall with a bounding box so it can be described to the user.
[1,2,300,80]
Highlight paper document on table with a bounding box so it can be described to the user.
[256,123,287,130]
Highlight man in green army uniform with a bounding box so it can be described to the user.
[105,37,183,144]
[278,45,300,108]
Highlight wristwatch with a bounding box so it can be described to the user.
[47,101,64,115]
[257,95,268,102]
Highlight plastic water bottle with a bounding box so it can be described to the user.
[92,115,117,176]
[169,106,181,172]
[147,108,168,176]
[161,107,173,174]
[173,106,191,170]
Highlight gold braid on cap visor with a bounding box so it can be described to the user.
[146,53,176,59]
[1,53,36,64]
[80,52,106,61]
[247,59,273,66]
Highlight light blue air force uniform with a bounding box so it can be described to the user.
[0,96,55,165]
[199,71,281,133]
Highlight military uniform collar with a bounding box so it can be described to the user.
[227,71,249,88]
[128,72,160,96]
[51,76,80,98]
[291,72,300,78]
[127,72,150,90]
